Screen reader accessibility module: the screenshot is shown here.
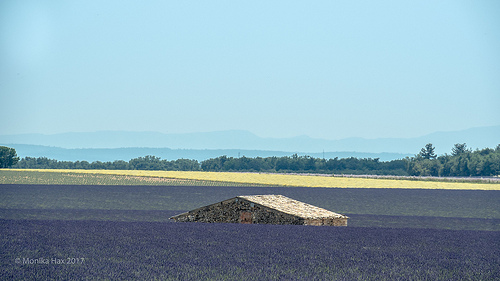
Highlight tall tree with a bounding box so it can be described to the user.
[419,143,437,159]
[451,143,469,156]
[0,146,20,168]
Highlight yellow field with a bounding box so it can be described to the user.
[6,169,499,190]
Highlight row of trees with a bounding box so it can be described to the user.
[200,154,408,175]
[2,144,499,177]
[407,143,500,177]
[12,155,201,171]
[200,144,500,177]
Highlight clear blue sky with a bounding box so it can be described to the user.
[1,1,499,140]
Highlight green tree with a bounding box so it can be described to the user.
[419,143,437,159]
[129,155,162,170]
[0,146,20,168]
[451,143,470,156]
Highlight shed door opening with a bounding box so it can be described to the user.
[240,212,252,224]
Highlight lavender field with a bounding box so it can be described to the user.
[1,184,499,280]
[2,219,499,280]
[1,184,499,230]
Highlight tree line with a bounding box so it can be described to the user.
[406,143,500,177]
[200,154,409,175]
[2,144,499,177]
[11,155,201,171]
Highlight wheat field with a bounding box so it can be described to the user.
[2,169,498,190]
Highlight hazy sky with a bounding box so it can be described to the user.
[1,1,499,140]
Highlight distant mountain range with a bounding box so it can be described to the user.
[0,125,498,162]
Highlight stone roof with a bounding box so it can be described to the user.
[237,195,347,219]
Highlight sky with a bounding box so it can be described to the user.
[1,0,499,140]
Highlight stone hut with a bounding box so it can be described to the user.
[170,194,348,226]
